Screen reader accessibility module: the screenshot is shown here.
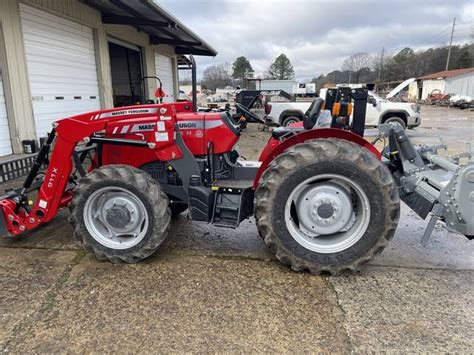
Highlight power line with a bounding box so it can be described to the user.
[454,28,474,34]
[431,25,452,37]
[426,26,452,45]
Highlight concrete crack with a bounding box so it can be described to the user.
[324,276,355,354]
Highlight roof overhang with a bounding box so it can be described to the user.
[80,0,217,56]
[177,55,193,70]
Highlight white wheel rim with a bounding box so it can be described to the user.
[284,174,371,253]
[285,118,298,126]
[83,186,149,250]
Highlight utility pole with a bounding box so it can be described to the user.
[446,17,456,71]
[377,47,385,83]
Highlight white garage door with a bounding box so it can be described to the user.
[0,70,13,156]
[154,53,175,102]
[20,4,100,139]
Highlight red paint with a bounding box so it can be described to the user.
[175,112,238,155]
[0,100,380,239]
[173,101,194,113]
[254,128,381,188]
[1,103,181,235]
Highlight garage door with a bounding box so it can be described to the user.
[154,53,175,102]
[20,4,100,139]
[0,70,12,157]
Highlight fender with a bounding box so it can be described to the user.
[379,110,409,124]
[253,128,381,189]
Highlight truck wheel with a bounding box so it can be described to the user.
[282,116,301,127]
[254,139,400,275]
[69,165,171,263]
[384,116,406,129]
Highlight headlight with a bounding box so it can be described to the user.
[411,104,420,113]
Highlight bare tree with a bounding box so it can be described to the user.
[341,53,372,83]
[201,63,232,92]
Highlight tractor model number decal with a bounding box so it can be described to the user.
[177,120,223,129]
[94,108,159,120]
[47,167,59,188]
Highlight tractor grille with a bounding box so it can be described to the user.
[140,161,167,183]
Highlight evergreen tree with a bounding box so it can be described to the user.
[267,54,295,80]
[232,56,254,85]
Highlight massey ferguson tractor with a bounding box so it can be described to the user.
[0,84,472,275]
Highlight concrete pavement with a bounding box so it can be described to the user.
[0,105,473,352]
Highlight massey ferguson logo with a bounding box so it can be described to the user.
[178,122,197,129]
[94,108,159,120]
[138,124,154,130]
[131,123,156,132]
[176,120,223,130]
[112,109,149,116]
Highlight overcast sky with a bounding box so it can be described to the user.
[159,0,474,81]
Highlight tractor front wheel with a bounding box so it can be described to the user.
[69,165,171,263]
[255,138,400,274]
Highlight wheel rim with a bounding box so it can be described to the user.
[387,118,405,128]
[284,118,298,126]
[284,174,370,253]
[83,186,149,250]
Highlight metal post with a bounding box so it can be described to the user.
[190,55,197,112]
[377,47,384,82]
[446,17,456,71]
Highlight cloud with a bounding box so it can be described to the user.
[159,0,473,80]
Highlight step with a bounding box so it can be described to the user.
[212,179,253,189]
[215,205,239,212]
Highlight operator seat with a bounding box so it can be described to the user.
[271,98,325,139]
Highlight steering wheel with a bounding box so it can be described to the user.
[235,103,266,124]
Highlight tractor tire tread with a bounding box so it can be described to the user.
[254,138,399,275]
[69,164,171,263]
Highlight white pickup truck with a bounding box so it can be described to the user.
[266,90,421,129]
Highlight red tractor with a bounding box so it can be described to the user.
[0,87,401,274]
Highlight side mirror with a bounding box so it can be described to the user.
[368,96,377,107]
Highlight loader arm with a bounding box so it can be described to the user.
[0,104,179,237]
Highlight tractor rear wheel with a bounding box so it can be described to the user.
[254,138,400,275]
[69,165,171,263]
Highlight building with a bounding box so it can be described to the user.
[0,0,216,157]
[408,68,474,101]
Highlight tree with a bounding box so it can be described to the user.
[200,63,232,92]
[311,43,472,89]
[267,54,295,80]
[232,56,254,85]
[341,52,372,83]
